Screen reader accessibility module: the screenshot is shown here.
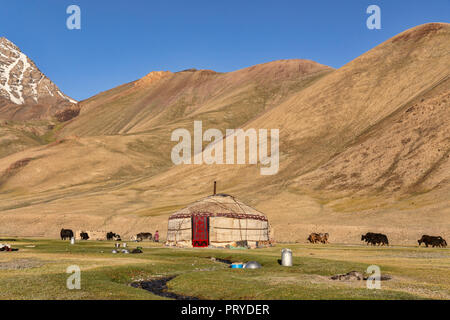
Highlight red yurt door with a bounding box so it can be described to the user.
[192,214,209,247]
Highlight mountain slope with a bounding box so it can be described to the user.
[114,22,450,241]
[58,59,332,137]
[0,119,55,158]
[0,23,448,243]
[0,37,76,120]
[254,23,450,194]
[0,59,332,194]
[143,23,449,198]
[297,79,449,198]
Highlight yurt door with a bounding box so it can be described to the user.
[192,214,209,247]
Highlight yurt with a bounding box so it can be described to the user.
[166,192,272,248]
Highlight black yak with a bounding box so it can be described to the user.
[60,229,74,240]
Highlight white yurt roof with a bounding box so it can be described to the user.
[168,194,267,221]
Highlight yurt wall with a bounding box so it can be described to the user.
[167,217,192,246]
[209,217,269,246]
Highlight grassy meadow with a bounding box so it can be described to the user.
[0,239,449,300]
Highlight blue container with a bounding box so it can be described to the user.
[231,263,244,269]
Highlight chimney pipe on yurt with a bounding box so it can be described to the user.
[213,181,217,195]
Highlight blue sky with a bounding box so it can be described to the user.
[0,0,448,101]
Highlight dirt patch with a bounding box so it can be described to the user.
[55,107,80,122]
[0,158,32,186]
[331,271,392,281]
[46,139,66,148]
[131,276,200,300]
[7,158,32,171]
[0,258,44,270]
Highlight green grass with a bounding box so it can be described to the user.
[0,239,448,300]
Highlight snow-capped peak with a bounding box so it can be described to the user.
[0,37,77,105]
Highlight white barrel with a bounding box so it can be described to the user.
[281,248,292,266]
[122,242,127,248]
[70,237,75,245]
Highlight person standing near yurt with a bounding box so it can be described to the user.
[154,230,159,242]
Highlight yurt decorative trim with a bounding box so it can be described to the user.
[168,212,268,221]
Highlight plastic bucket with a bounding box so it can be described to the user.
[231,263,244,269]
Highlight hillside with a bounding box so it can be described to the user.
[58,59,332,137]
[0,23,448,244]
[140,23,449,241]
[0,119,57,158]
[0,59,332,192]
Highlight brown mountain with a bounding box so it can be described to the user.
[58,59,331,137]
[0,23,448,243]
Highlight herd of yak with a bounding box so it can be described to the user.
[60,229,154,242]
[307,232,447,248]
[60,228,447,248]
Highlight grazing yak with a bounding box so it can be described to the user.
[418,235,447,248]
[60,229,74,240]
[136,232,153,242]
[361,232,389,246]
[80,232,89,240]
[307,233,329,244]
[106,232,121,241]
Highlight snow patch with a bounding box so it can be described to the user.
[57,90,77,104]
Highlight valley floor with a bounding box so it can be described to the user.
[0,239,449,300]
